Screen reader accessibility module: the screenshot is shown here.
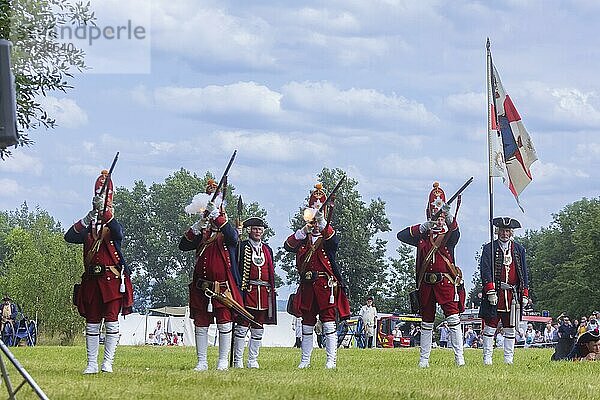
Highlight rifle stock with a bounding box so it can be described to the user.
[205,287,262,329]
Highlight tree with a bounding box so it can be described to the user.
[276,168,392,311]
[114,168,273,311]
[379,244,415,314]
[466,250,482,309]
[0,203,83,344]
[520,198,600,318]
[0,0,94,158]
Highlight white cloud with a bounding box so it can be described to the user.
[0,179,20,196]
[152,1,275,70]
[149,82,282,117]
[214,131,329,162]
[522,82,600,129]
[378,154,485,180]
[529,161,589,182]
[67,164,105,178]
[293,8,360,33]
[0,151,42,175]
[36,97,88,129]
[445,91,485,116]
[575,142,600,158]
[281,81,439,127]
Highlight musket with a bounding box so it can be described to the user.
[204,287,262,329]
[319,176,345,214]
[236,195,243,264]
[230,194,244,367]
[430,176,473,221]
[204,150,237,218]
[299,176,346,274]
[86,152,119,265]
[97,152,119,229]
[414,176,473,291]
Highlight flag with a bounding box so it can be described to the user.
[490,62,538,209]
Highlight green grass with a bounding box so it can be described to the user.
[2,346,600,399]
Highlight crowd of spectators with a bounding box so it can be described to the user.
[448,311,600,351]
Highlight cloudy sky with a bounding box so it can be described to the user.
[2,0,600,298]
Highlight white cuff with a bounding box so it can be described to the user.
[294,228,307,240]
[208,209,220,220]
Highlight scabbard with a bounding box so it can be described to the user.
[267,289,273,320]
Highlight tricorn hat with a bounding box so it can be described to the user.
[242,217,267,228]
[426,182,446,219]
[577,330,600,345]
[493,217,521,229]
[2,295,11,301]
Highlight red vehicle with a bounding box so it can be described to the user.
[376,314,421,348]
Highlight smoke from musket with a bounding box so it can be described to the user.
[184,192,224,214]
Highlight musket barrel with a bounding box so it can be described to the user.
[319,175,345,212]
[431,177,473,221]
[211,150,237,203]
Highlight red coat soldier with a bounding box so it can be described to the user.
[479,217,529,365]
[397,182,466,368]
[232,217,277,369]
[285,183,350,369]
[64,170,134,374]
[179,179,243,371]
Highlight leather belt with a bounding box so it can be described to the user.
[301,271,329,283]
[500,282,516,291]
[196,278,229,292]
[87,265,120,277]
[425,272,457,285]
[248,279,270,287]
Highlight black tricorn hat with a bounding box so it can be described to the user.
[2,295,11,301]
[493,217,521,229]
[242,217,267,229]
[577,330,600,345]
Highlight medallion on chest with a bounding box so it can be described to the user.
[251,244,265,267]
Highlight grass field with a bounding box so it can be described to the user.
[2,345,599,399]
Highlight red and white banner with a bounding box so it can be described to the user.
[489,63,538,208]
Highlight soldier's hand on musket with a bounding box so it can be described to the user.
[191,217,209,234]
[92,194,104,211]
[315,210,326,230]
[302,222,313,234]
[205,201,219,219]
[441,202,451,215]
[237,224,243,236]
[486,290,498,306]
[419,220,436,233]
[82,208,96,227]
[441,202,454,224]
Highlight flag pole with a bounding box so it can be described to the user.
[486,38,495,269]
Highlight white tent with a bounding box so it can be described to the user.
[118,308,301,347]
